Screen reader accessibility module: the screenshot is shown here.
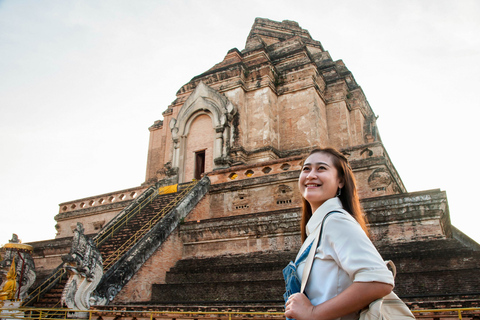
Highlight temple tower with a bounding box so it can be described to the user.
[145,18,404,199]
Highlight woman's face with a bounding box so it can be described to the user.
[299,152,344,213]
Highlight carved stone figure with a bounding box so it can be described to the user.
[61,223,106,316]
[0,234,36,301]
[368,168,392,191]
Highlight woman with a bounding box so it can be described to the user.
[284,147,394,320]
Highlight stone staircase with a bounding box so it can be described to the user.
[377,237,480,307]
[26,193,179,308]
[30,275,68,309]
[151,250,296,305]
[94,178,211,303]
[24,178,210,308]
[98,192,178,268]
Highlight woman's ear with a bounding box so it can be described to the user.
[338,179,345,189]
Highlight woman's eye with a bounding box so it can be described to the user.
[302,167,310,171]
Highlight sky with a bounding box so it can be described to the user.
[1,0,479,245]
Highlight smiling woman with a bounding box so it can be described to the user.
[285,147,393,320]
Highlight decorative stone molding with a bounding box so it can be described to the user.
[207,156,303,185]
[57,186,148,216]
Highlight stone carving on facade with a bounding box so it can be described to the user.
[61,223,106,315]
[364,114,379,143]
[232,191,250,210]
[155,161,178,180]
[368,168,392,191]
[0,234,36,302]
[274,184,294,204]
[169,81,238,182]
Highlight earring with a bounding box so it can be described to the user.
[336,188,342,197]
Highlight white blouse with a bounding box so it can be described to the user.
[296,197,394,320]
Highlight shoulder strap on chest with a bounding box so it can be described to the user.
[300,210,343,293]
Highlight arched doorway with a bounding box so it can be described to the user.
[183,113,214,181]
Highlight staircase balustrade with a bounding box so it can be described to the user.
[101,181,196,270]
[22,180,199,309]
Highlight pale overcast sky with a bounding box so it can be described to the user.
[1,0,479,244]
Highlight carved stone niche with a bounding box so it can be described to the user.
[169,81,237,183]
[368,168,392,192]
[360,147,373,158]
[232,191,250,210]
[364,114,379,143]
[274,184,294,205]
[155,161,178,181]
[92,220,105,232]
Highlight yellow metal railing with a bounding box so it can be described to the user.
[2,307,480,320]
[101,181,196,270]
[411,307,480,320]
[94,185,161,247]
[21,267,66,307]
[1,308,285,320]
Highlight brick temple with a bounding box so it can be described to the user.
[9,18,479,315]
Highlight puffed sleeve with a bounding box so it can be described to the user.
[323,213,394,286]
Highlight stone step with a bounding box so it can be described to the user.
[157,251,295,303]
[169,251,296,272]
[97,193,181,262]
[152,280,285,303]
[166,269,283,284]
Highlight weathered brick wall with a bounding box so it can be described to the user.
[145,121,167,183]
[242,87,279,150]
[207,169,301,221]
[364,189,450,244]
[112,229,184,303]
[180,209,301,259]
[277,86,328,151]
[377,238,480,300]
[184,193,211,222]
[28,237,72,284]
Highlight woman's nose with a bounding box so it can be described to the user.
[306,169,317,179]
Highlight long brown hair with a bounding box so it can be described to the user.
[300,147,369,242]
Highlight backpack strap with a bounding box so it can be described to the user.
[300,210,341,293]
[385,260,397,278]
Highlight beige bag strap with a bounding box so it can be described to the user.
[385,260,397,278]
[300,211,339,293]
